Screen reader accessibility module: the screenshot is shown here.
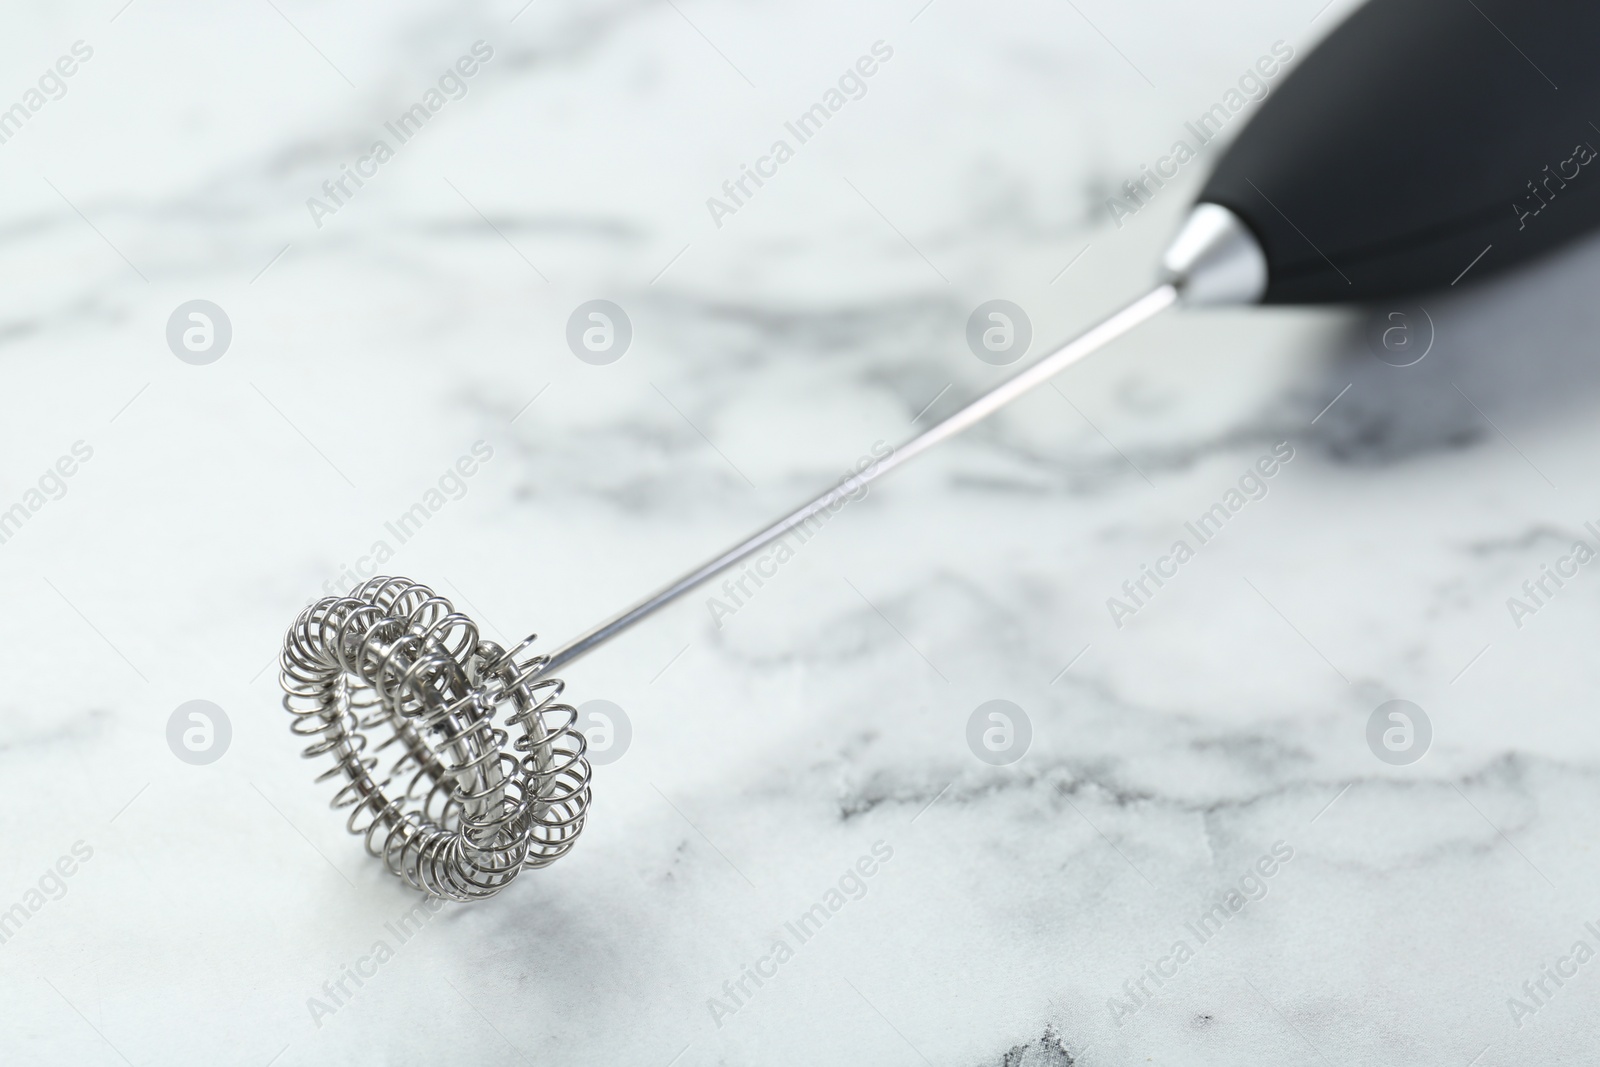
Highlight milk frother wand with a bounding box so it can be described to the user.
[280,0,1600,900]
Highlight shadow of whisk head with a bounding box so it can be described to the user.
[278,576,591,901]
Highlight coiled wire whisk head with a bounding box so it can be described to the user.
[278,576,591,901]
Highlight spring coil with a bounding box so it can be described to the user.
[279,576,591,901]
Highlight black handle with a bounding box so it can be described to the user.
[1201,0,1600,304]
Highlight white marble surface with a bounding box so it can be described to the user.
[5,0,1600,1063]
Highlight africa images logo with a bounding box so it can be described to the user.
[705,41,895,228]
[305,41,495,228]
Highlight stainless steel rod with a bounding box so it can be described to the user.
[540,283,1178,674]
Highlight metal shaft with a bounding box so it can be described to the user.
[539,283,1178,674]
